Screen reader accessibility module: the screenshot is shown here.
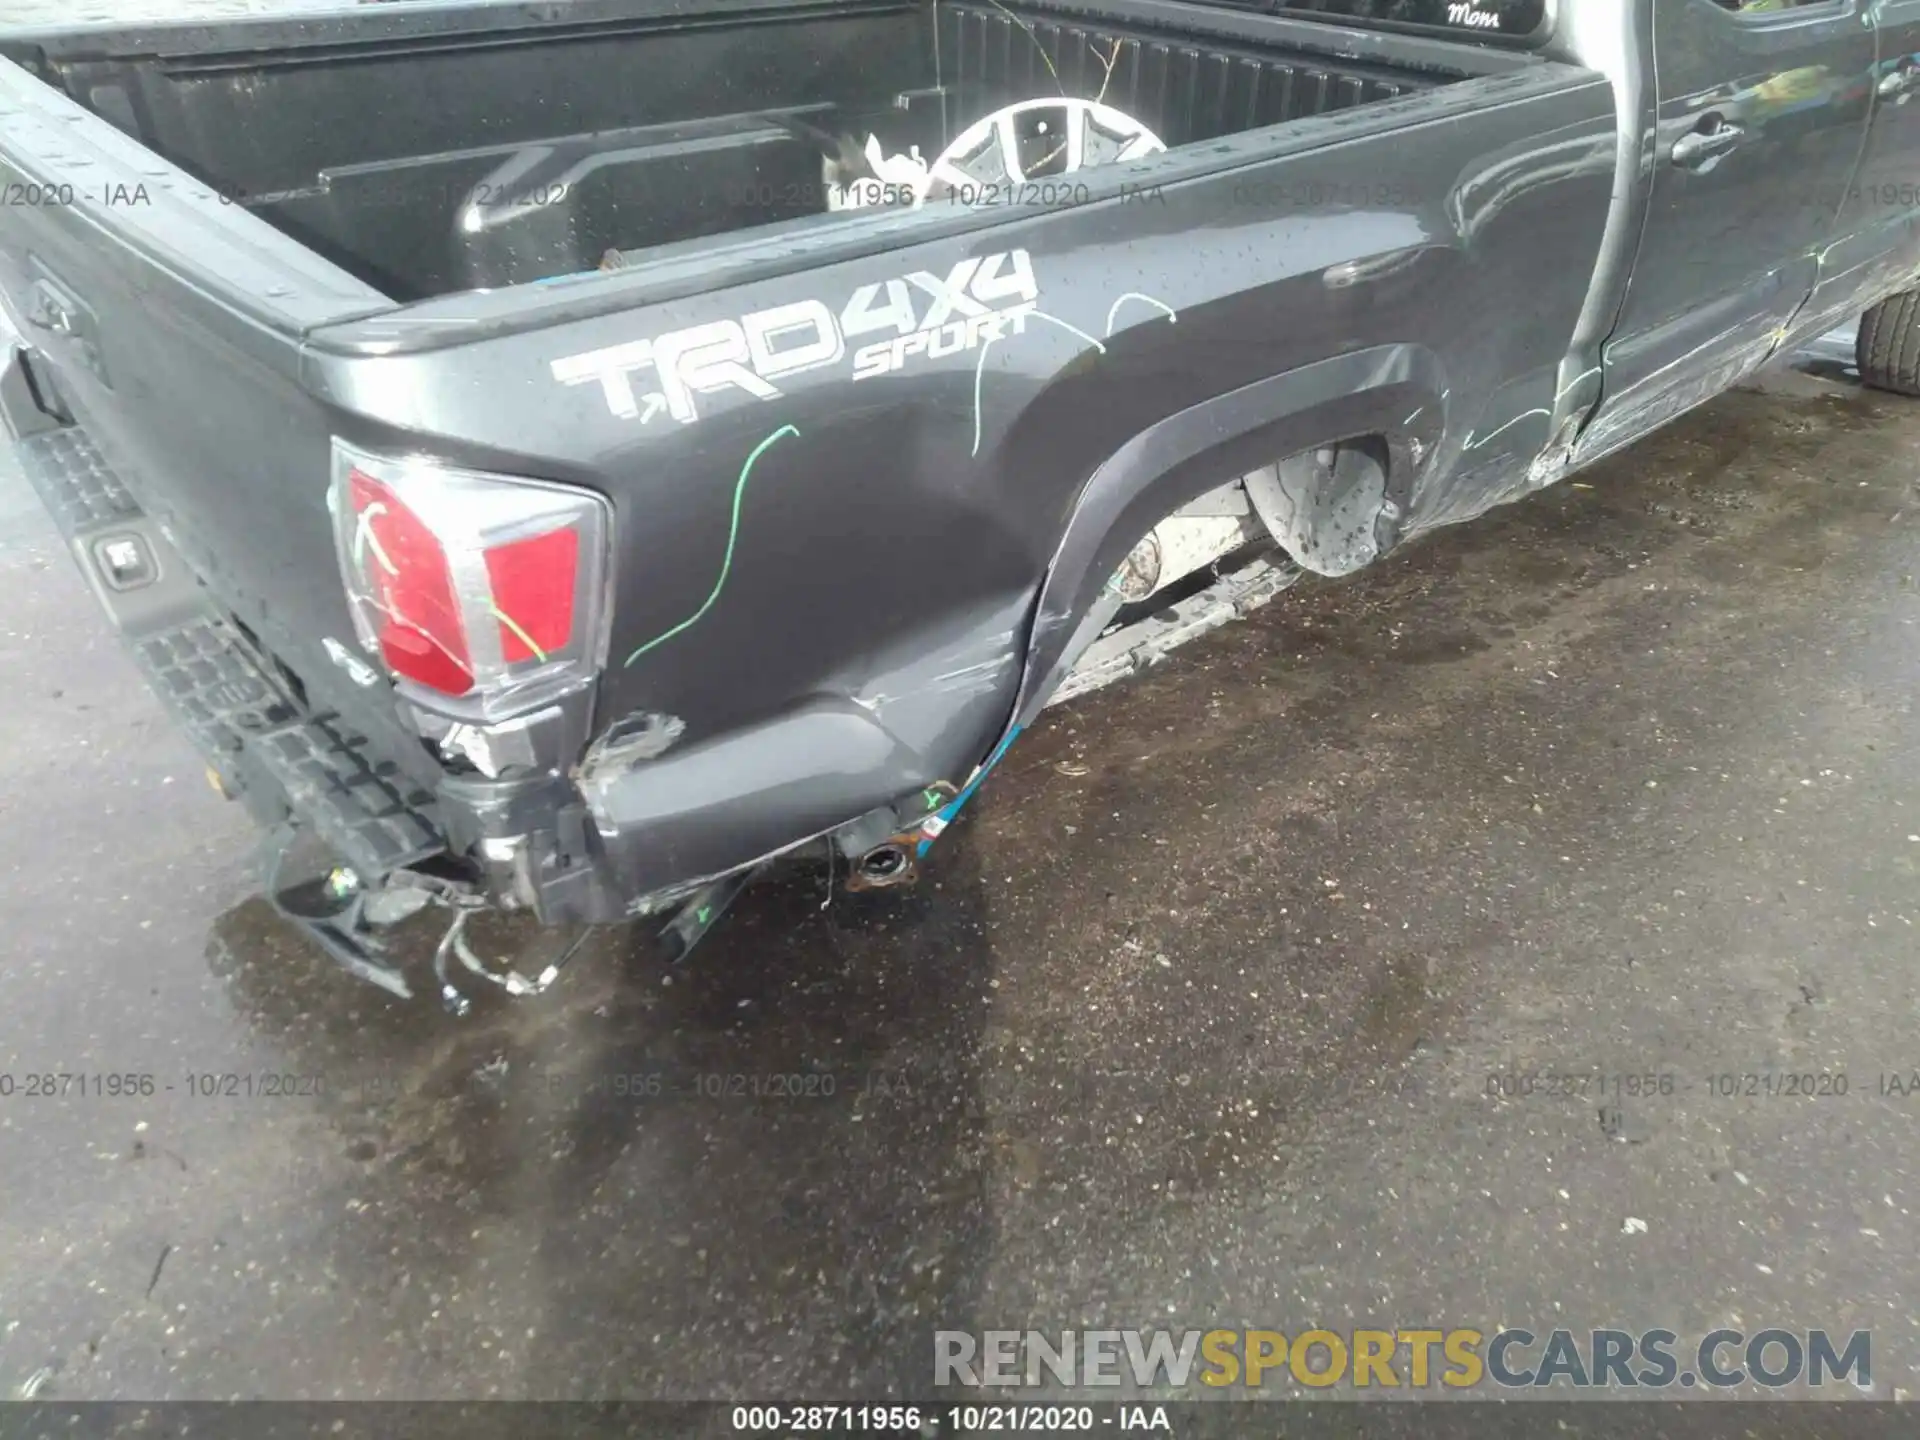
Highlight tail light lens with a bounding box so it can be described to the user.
[328,440,611,718]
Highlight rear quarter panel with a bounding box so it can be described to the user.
[306,65,1620,810]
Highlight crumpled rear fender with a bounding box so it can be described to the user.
[1001,342,1447,739]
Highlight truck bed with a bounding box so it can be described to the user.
[0,0,1614,961]
[8,0,1464,300]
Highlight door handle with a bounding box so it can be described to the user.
[1671,120,1745,170]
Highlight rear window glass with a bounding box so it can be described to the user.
[1274,0,1546,38]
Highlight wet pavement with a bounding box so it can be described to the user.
[1,324,1918,1400]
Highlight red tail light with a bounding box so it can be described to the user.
[344,468,475,694]
[329,441,610,717]
[483,526,579,665]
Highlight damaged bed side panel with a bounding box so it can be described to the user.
[568,591,1033,908]
[292,64,1616,910]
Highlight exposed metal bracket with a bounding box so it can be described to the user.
[263,826,414,999]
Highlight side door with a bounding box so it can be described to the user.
[1575,0,1875,464]
[1816,0,1920,327]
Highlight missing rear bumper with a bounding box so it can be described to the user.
[264,824,597,1011]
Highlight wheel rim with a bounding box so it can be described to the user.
[914,98,1166,204]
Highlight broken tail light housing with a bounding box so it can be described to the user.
[328,440,612,720]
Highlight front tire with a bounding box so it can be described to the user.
[1856,288,1920,397]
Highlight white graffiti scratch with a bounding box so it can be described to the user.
[1464,405,1551,451]
[1555,364,1601,401]
[971,310,1108,458]
[1104,291,1178,337]
[17,1367,54,1401]
[351,501,399,577]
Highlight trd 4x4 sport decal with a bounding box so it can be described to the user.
[551,251,1040,424]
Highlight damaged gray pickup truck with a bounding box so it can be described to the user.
[5,0,1920,1004]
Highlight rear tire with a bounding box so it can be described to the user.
[1856,288,1920,397]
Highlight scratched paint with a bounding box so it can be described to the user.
[623,424,801,667]
[579,711,688,778]
[1104,292,1178,337]
[970,311,1107,457]
[971,291,1176,457]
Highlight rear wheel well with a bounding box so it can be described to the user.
[1103,433,1397,606]
[1007,346,1443,730]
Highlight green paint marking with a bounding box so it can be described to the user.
[625,424,801,667]
[697,905,712,925]
[490,605,548,663]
